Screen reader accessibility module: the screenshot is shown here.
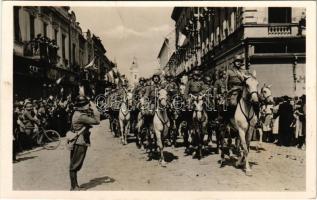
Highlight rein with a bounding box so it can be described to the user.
[155,100,169,133]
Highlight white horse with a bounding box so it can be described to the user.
[153,89,170,167]
[119,91,133,145]
[190,94,208,160]
[256,84,274,149]
[228,70,259,176]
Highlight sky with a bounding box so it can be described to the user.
[71,7,175,79]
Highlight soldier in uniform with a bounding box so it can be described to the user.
[227,54,248,107]
[183,69,209,155]
[164,72,179,100]
[133,77,146,102]
[145,73,162,112]
[69,96,100,191]
[184,69,209,101]
[213,70,228,111]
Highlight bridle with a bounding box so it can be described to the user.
[155,98,170,133]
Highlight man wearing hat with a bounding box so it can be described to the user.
[145,73,162,112]
[164,72,179,98]
[226,54,248,107]
[69,95,100,190]
[184,69,209,99]
[133,77,146,100]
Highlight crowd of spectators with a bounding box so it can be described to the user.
[13,93,74,162]
[257,95,306,149]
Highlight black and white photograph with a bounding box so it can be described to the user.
[0,1,316,199]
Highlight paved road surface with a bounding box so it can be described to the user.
[13,120,305,191]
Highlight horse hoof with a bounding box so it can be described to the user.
[245,170,252,176]
[160,161,167,167]
[220,161,225,168]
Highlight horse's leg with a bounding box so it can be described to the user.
[227,126,234,158]
[124,119,130,144]
[244,126,255,175]
[219,127,226,167]
[196,124,203,160]
[155,129,165,167]
[119,118,124,145]
[237,127,251,175]
[137,117,144,149]
[257,127,263,152]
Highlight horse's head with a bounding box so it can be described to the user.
[126,92,133,107]
[243,70,259,103]
[260,83,274,104]
[190,94,205,112]
[158,89,168,108]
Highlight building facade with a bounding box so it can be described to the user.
[14,6,114,99]
[157,32,176,76]
[170,7,306,97]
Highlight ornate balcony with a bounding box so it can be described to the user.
[23,35,60,66]
[268,24,292,35]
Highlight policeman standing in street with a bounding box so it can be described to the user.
[69,95,100,191]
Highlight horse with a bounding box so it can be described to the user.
[190,93,208,160]
[168,93,185,148]
[226,70,259,175]
[118,91,133,145]
[153,89,170,166]
[136,96,156,160]
[257,84,274,148]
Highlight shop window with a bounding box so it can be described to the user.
[268,7,292,23]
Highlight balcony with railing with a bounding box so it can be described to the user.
[23,36,60,65]
[268,24,292,35]
[244,23,305,38]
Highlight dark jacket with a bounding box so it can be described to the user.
[72,107,100,146]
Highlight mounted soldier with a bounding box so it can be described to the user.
[227,54,249,108]
[145,73,162,113]
[184,69,209,158]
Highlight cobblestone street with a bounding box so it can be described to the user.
[13,120,306,191]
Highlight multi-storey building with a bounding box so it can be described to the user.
[13,6,114,98]
[157,31,176,76]
[171,7,306,97]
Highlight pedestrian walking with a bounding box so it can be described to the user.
[69,95,100,191]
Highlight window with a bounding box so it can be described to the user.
[54,29,58,41]
[268,7,292,23]
[72,43,76,64]
[62,34,66,60]
[29,15,35,39]
[43,22,48,37]
[230,12,235,32]
[14,7,21,41]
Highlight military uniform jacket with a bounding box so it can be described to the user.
[214,79,227,94]
[184,79,209,98]
[72,110,100,146]
[227,67,248,90]
[145,83,161,100]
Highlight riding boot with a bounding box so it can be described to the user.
[74,171,82,188]
[69,171,76,190]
